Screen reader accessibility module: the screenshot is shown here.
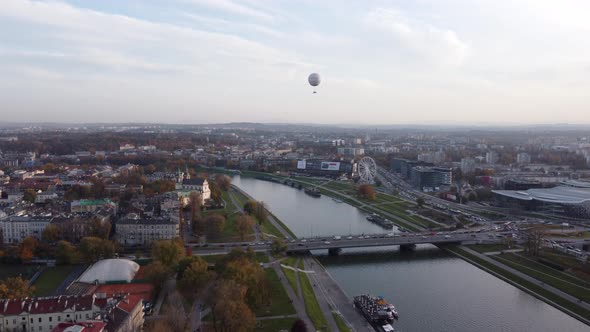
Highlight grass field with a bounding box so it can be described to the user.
[256,317,299,332]
[468,244,515,253]
[492,253,590,303]
[33,265,78,296]
[0,264,42,280]
[299,271,329,331]
[332,312,352,332]
[254,268,296,317]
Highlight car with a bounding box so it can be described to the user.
[333,236,341,240]
[444,235,451,239]
[347,236,353,240]
[422,236,427,239]
[297,243,304,247]
[324,241,331,244]
[300,239,307,243]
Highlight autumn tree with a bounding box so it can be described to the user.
[235,214,254,241]
[79,237,116,263]
[215,174,232,191]
[204,214,225,239]
[41,224,60,244]
[151,238,185,269]
[189,191,202,222]
[177,257,211,302]
[23,189,37,203]
[88,218,111,239]
[160,291,189,332]
[271,238,287,256]
[144,261,170,292]
[55,240,79,264]
[221,254,270,307]
[0,277,34,299]
[207,280,256,332]
[243,200,258,215]
[357,184,376,200]
[19,236,37,262]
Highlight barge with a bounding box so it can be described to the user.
[353,294,398,332]
[304,187,322,197]
[366,213,394,229]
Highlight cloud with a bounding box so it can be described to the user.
[184,0,274,21]
[182,12,284,38]
[364,8,470,66]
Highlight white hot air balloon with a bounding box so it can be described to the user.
[308,73,320,93]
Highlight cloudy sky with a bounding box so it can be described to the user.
[1,0,590,125]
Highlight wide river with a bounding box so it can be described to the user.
[233,176,588,332]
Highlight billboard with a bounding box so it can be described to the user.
[321,161,340,171]
[297,160,307,170]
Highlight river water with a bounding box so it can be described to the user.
[232,176,588,332]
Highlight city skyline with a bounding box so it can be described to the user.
[2,0,590,124]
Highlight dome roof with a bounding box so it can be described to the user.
[78,259,139,284]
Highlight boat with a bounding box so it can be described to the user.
[304,187,321,197]
[366,213,394,229]
[353,294,399,330]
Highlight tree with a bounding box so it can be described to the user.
[207,280,256,332]
[161,291,189,332]
[189,191,202,222]
[243,200,258,215]
[215,174,232,191]
[357,184,376,200]
[19,236,37,262]
[55,240,79,264]
[204,214,226,239]
[291,319,308,332]
[151,238,185,269]
[88,218,111,239]
[208,180,222,203]
[235,214,254,241]
[191,215,205,237]
[524,227,546,257]
[41,224,60,244]
[416,197,425,209]
[144,261,170,292]
[79,237,116,263]
[177,257,211,302]
[271,238,287,256]
[23,189,37,203]
[0,277,34,299]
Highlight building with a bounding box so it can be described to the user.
[116,215,179,246]
[417,151,446,164]
[52,322,106,332]
[0,295,100,332]
[337,147,365,156]
[0,216,53,243]
[71,199,117,214]
[516,152,531,164]
[485,151,499,164]
[391,158,433,179]
[177,178,211,203]
[460,158,476,174]
[492,186,590,218]
[410,167,452,191]
[103,295,144,332]
[295,159,355,178]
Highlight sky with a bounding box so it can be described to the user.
[1,0,590,125]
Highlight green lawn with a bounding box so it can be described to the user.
[33,265,78,296]
[256,317,299,332]
[254,268,296,317]
[299,271,329,331]
[492,253,590,303]
[281,266,299,298]
[206,190,255,243]
[332,312,352,332]
[0,264,42,280]
[448,246,590,320]
[468,244,515,253]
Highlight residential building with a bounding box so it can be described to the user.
[71,199,117,214]
[52,322,106,332]
[116,215,179,246]
[0,216,53,243]
[337,147,365,156]
[0,295,100,332]
[517,152,531,164]
[485,151,499,164]
[460,158,476,174]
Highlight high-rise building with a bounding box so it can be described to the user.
[517,152,531,164]
[410,166,453,191]
[486,151,499,164]
[460,157,476,174]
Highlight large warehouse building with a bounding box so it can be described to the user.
[492,186,590,218]
[295,159,356,178]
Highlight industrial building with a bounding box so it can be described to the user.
[295,159,355,178]
[492,186,590,218]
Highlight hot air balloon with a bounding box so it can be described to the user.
[308,73,320,93]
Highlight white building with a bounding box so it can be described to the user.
[337,147,365,156]
[177,178,211,204]
[486,151,499,164]
[517,152,531,165]
[460,158,476,174]
[0,295,100,332]
[0,216,52,244]
[116,215,179,246]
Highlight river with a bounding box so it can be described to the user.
[232,176,588,332]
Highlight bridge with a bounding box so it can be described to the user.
[190,231,497,255]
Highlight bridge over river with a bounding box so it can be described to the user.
[190,231,499,255]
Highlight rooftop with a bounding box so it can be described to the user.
[78,259,139,284]
[493,186,590,204]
